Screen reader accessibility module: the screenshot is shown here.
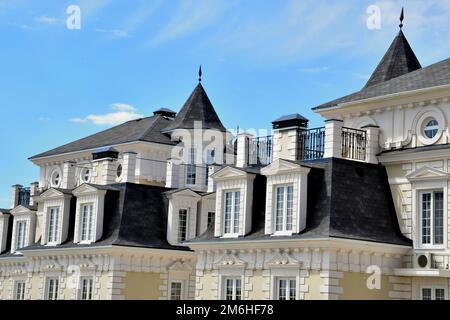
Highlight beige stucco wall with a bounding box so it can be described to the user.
[248,271,265,300]
[196,270,215,300]
[304,270,323,300]
[121,272,162,300]
[339,272,390,300]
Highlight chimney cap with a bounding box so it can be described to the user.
[272,113,309,129]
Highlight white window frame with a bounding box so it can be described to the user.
[13,280,26,300]
[169,281,184,300]
[15,220,28,250]
[276,277,297,300]
[273,184,294,235]
[80,203,94,243]
[79,276,94,300]
[185,148,197,186]
[47,207,60,245]
[223,190,241,238]
[420,285,447,300]
[178,209,188,243]
[419,190,444,248]
[45,277,60,300]
[222,277,242,301]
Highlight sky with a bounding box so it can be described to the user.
[1,0,450,208]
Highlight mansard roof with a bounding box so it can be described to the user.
[30,114,176,160]
[4,183,189,255]
[162,83,226,133]
[190,157,412,246]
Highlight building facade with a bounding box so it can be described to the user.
[2,16,450,300]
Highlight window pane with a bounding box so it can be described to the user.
[16,221,27,249]
[186,148,197,185]
[434,192,444,245]
[15,281,26,300]
[224,192,232,234]
[226,279,234,300]
[235,279,242,301]
[178,210,188,243]
[81,278,93,300]
[435,288,445,300]
[81,204,93,241]
[421,193,431,244]
[234,192,240,234]
[170,282,183,300]
[289,279,296,300]
[422,288,432,300]
[48,207,60,243]
[286,186,294,231]
[275,187,285,232]
[207,212,215,228]
[278,279,287,300]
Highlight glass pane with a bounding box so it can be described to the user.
[422,193,431,244]
[278,279,287,300]
[235,279,242,301]
[233,192,240,234]
[275,187,285,232]
[422,288,432,300]
[289,279,296,300]
[434,192,444,245]
[224,193,232,234]
[178,210,188,243]
[435,288,445,300]
[171,282,182,300]
[286,186,294,231]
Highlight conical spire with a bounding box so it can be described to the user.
[161,82,226,133]
[364,15,421,88]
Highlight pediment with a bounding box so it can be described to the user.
[211,166,250,180]
[267,252,301,267]
[166,188,202,200]
[10,205,36,216]
[73,184,107,196]
[261,159,310,176]
[40,188,70,199]
[169,260,194,271]
[215,253,247,268]
[406,166,449,182]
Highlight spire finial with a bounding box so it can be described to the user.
[198,65,202,82]
[399,7,404,29]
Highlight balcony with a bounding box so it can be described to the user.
[248,136,273,166]
[297,127,325,161]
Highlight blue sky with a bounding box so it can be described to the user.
[1,0,450,208]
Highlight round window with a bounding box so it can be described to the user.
[51,171,61,187]
[424,119,439,139]
[116,164,123,178]
[81,168,91,183]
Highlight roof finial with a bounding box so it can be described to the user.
[399,7,404,29]
[198,65,202,82]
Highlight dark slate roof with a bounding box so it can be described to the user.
[0,209,10,214]
[30,115,176,160]
[162,83,226,133]
[314,57,450,110]
[2,183,189,256]
[364,30,421,88]
[189,158,411,246]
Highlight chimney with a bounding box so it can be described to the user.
[236,133,254,168]
[29,182,39,206]
[272,114,309,161]
[11,185,22,208]
[122,152,137,183]
[61,161,76,189]
[92,147,119,185]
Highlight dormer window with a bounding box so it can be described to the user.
[274,185,294,234]
[16,220,28,249]
[73,184,108,244]
[47,207,60,244]
[10,206,37,253]
[80,203,94,242]
[224,191,240,236]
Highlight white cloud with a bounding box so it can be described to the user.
[71,103,143,126]
[95,28,130,39]
[299,66,330,74]
[153,0,235,44]
[35,15,63,25]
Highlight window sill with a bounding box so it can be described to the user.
[221,234,240,239]
[271,231,293,237]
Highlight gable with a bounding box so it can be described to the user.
[211,166,249,181]
[406,166,449,182]
[261,159,310,176]
[10,205,36,216]
[40,188,69,199]
[73,184,107,196]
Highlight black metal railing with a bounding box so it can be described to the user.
[297,127,326,161]
[342,127,367,161]
[248,136,273,166]
[18,187,31,207]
